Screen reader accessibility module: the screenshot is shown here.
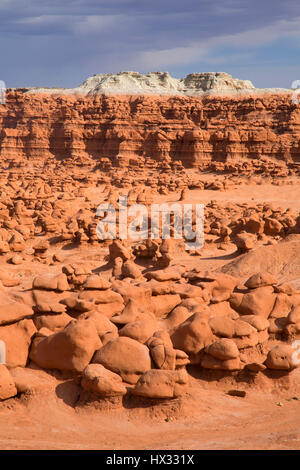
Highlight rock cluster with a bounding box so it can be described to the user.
[0,262,298,401]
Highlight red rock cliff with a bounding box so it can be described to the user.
[0,91,299,168]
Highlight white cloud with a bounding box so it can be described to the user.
[15,15,62,25]
[14,13,123,34]
[213,4,244,15]
[141,45,207,67]
[72,15,124,34]
[203,52,254,65]
[140,16,300,68]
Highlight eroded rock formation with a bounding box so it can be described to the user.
[0,91,299,169]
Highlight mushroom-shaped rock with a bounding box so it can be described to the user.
[171,313,214,362]
[234,319,256,337]
[151,294,181,318]
[30,319,101,372]
[234,232,256,252]
[112,257,123,279]
[163,305,193,331]
[80,311,118,345]
[0,269,20,287]
[264,218,283,236]
[60,294,95,313]
[83,275,111,290]
[112,283,152,309]
[121,260,142,279]
[205,338,239,361]
[33,273,70,292]
[230,287,276,318]
[81,364,127,397]
[141,279,172,296]
[0,364,17,400]
[274,283,296,295]
[132,368,189,399]
[34,311,73,333]
[287,306,300,324]
[119,319,157,344]
[0,319,37,367]
[241,315,269,331]
[0,301,33,326]
[209,316,236,338]
[109,240,132,262]
[205,273,239,303]
[147,331,177,370]
[10,367,55,394]
[270,293,294,319]
[201,354,242,371]
[175,349,190,369]
[145,267,182,282]
[245,362,267,372]
[265,345,297,371]
[111,299,155,325]
[33,290,67,314]
[245,272,278,289]
[78,289,123,305]
[232,320,259,349]
[92,336,151,384]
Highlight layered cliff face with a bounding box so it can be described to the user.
[0,90,299,169]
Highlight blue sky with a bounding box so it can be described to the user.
[0,0,300,88]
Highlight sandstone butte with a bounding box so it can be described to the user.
[0,91,299,168]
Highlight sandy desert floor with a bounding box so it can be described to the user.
[0,368,299,450]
